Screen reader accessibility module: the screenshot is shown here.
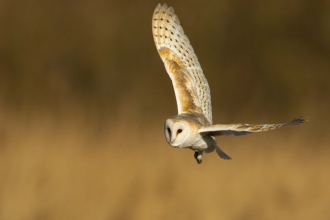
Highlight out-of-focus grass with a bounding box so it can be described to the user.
[0,107,329,220]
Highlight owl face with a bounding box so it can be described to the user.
[164,119,190,147]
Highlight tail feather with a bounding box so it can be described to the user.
[215,145,232,160]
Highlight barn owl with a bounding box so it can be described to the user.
[152,4,305,164]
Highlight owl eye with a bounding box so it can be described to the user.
[177,129,183,135]
[167,128,171,136]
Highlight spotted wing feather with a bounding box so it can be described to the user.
[199,117,306,136]
[152,4,212,123]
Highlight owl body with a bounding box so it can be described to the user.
[153,4,305,164]
[164,113,231,163]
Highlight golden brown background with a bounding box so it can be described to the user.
[0,0,329,219]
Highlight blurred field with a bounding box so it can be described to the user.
[1,0,330,219]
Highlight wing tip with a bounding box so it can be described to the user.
[290,116,307,126]
[161,3,168,11]
[154,4,161,14]
[154,3,168,16]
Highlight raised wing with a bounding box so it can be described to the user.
[152,4,212,123]
[199,117,306,136]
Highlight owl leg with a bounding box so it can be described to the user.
[194,151,203,164]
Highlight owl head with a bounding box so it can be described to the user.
[164,119,191,147]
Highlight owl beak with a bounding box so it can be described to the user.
[171,137,181,147]
[171,136,176,144]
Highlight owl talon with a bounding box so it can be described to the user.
[194,151,198,158]
[194,151,203,164]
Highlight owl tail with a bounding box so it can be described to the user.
[215,145,232,160]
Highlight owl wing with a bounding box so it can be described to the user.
[199,117,306,136]
[152,4,213,123]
